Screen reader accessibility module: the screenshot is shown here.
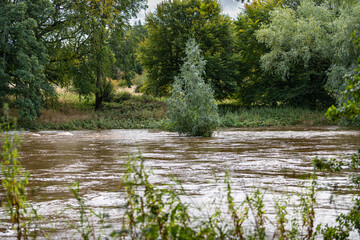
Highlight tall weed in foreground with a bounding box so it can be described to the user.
[225,173,249,239]
[110,154,335,240]
[0,105,45,239]
[273,196,290,239]
[113,153,198,239]
[299,179,318,240]
[313,151,360,239]
[62,182,109,240]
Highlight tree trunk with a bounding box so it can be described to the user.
[94,18,106,111]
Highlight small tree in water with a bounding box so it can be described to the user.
[167,38,219,137]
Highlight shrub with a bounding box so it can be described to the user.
[166,38,219,137]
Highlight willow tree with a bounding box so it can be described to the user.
[327,3,360,95]
[255,0,360,107]
[255,0,335,108]
[326,33,360,125]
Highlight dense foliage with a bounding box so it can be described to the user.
[255,0,335,108]
[167,38,219,137]
[110,21,147,86]
[0,0,147,118]
[45,0,147,110]
[233,0,281,106]
[255,0,360,108]
[2,0,360,122]
[137,0,359,109]
[0,0,54,121]
[327,3,360,95]
[326,33,360,126]
[139,0,238,99]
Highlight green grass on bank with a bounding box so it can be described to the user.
[19,90,331,130]
[22,90,167,130]
[218,103,331,128]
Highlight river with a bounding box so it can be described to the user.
[1,127,359,238]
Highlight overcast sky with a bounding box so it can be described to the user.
[132,0,245,24]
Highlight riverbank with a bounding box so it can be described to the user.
[19,89,331,130]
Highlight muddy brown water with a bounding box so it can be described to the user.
[1,127,360,238]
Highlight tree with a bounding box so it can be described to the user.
[110,21,147,86]
[326,3,360,96]
[139,0,238,100]
[255,0,360,108]
[326,32,360,125]
[255,0,336,108]
[233,0,282,106]
[0,0,54,121]
[167,38,219,137]
[74,0,147,110]
[43,0,147,110]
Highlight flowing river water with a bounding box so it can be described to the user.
[1,127,360,238]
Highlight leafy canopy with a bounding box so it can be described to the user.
[44,0,147,110]
[0,0,54,121]
[139,0,237,100]
[254,0,360,108]
[0,0,147,117]
[110,21,147,86]
[255,0,336,108]
[233,0,282,106]
[326,3,360,95]
[326,32,360,126]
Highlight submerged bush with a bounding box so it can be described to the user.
[166,38,219,137]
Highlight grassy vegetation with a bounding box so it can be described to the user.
[18,89,331,131]
[21,89,167,130]
[218,103,331,128]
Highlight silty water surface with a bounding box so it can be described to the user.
[0,127,359,238]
